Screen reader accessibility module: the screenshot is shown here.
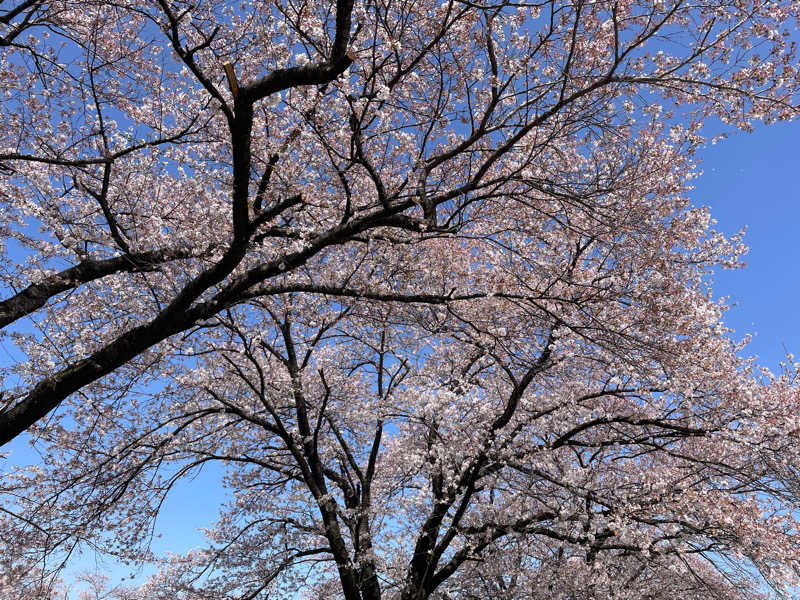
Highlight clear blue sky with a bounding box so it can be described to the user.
[694,120,800,371]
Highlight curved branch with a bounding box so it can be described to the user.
[0,248,196,328]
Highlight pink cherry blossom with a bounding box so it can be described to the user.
[1,0,800,598]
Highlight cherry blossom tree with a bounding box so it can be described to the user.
[2,0,800,598]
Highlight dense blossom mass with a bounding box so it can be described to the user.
[1,0,800,598]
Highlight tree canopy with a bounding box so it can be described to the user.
[1,0,800,598]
